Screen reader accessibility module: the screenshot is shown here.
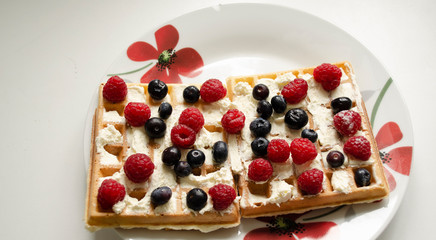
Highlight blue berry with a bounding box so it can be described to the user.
[161,146,181,166]
[212,141,228,164]
[251,137,269,156]
[252,84,269,100]
[183,86,200,103]
[148,79,168,100]
[355,168,371,187]
[285,108,308,129]
[271,95,287,113]
[186,188,208,211]
[331,97,352,114]
[145,117,166,138]
[151,186,172,206]
[187,149,205,168]
[158,102,172,119]
[257,100,273,119]
[174,161,192,177]
[326,151,344,168]
[301,129,318,143]
[249,118,272,137]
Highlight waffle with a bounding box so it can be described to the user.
[226,61,389,218]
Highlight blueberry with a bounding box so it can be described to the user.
[331,97,352,114]
[251,137,269,156]
[212,141,228,164]
[145,117,166,138]
[158,102,173,119]
[252,84,269,100]
[148,79,168,100]
[183,86,200,103]
[285,108,308,130]
[186,188,208,211]
[249,118,272,137]
[151,186,172,207]
[257,100,273,119]
[271,95,287,113]
[355,168,371,187]
[187,149,205,168]
[326,151,345,168]
[301,129,318,143]
[174,161,192,177]
[162,146,181,166]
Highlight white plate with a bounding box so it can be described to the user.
[84,3,413,240]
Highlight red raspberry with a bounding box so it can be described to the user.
[103,76,127,103]
[124,153,155,183]
[124,102,151,127]
[97,179,126,209]
[313,63,342,91]
[297,168,324,195]
[221,109,246,133]
[248,158,273,182]
[208,184,237,211]
[281,78,308,104]
[267,139,291,163]
[178,107,204,133]
[290,138,318,165]
[333,110,362,136]
[344,136,371,160]
[200,79,227,103]
[171,124,196,148]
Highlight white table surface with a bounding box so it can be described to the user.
[1,0,434,239]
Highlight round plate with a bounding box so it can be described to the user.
[84,3,413,240]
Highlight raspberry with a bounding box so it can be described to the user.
[267,139,291,163]
[124,153,155,183]
[97,179,126,210]
[290,138,318,165]
[200,79,227,103]
[171,124,196,148]
[124,102,151,127]
[333,110,362,136]
[208,184,237,211]
[313,63,342,91]
[248,158,273,182]
[281,78,308,104]
[103,76,127,103]
[221,109,245,133]
[298,168,324,195]
[344,136,371,160]
[178,107,204,133]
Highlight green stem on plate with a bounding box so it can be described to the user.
[302,206,345,221]
[107,62,154,76]
[370,78,393,126]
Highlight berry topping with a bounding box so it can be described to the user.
[174,161,192,177]
[267,139,291,163]
[221,109,246,134]
[257,100,273,119]
[252,84,270,101]
[103,76,127,103]
[271,95,287,113]
[285,108,308,130]
[290,138,318,165]
[281,78,308,104]
[301,129,318,143]
[331,97,352,114]
[145,117,166,138]
[170,124,196,148]
[158,102,173,119]
[97,179,126,210]
[212,141,228,164]
[162,146,181,166]
[186,188,208,211]
[313,63,342,91]
[151,186,172,207]
[248,158,273,182]
[354,168,371,187]
[200,79,227,103]
[251,137,269,156]
[124,102,151,127]
[333,110,362,136]
[124,153,155,183]
[187,149,205,168]
[183,85,200,103]
[250,118,272,137]
[178,107,204,133]
[148,79,168,100]
[209,184,237,211]
[297,168,324,195]
[344,136,371,160]
[326,151,345,168]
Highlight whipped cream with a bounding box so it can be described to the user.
[95,125,123,165]
[103,110,125,123]
[240,180,296,208]
[331,170,353,193]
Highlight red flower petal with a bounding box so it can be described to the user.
[173,48,204,77]
[385,146,413,176]
[140,65,182,84]
[127,41,158,61]
[244,228,294,240]
[296,222,338,239]
[376,122,403,150]
[383,166,397,192]
[155,25,179,53]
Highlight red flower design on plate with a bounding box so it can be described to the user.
[127,24,203,83]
